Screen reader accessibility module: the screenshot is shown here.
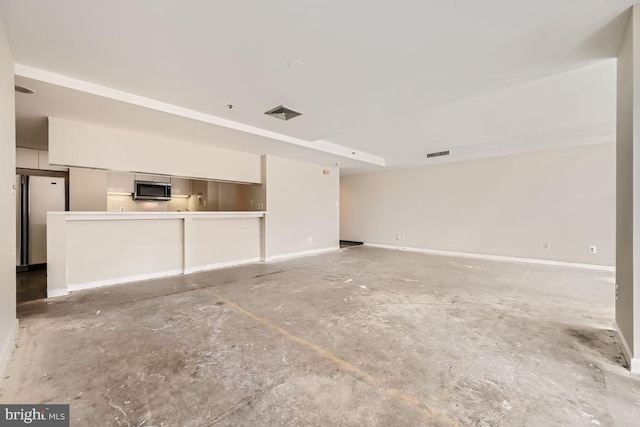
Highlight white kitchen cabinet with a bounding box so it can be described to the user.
[170,178,191,196]
[153,175,171,183]
[133,174,154,182]
[132,174,170,183]
[16,148,69,171]
[107,172,134,193]
[37,150,68,172]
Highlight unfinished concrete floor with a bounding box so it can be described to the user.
[2,246,640,426]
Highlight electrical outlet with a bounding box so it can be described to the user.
[589,245,597,254]
[308,237,313,244]
[400,234,406,240]
[396,234,401,240]
[542,243,549,250]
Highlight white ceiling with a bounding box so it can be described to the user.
[0,0,635,174]
[13,73,383,173]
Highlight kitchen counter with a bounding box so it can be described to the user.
[50,211,265,220]
[47,211,266,297]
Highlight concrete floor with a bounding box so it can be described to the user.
[2,246,640,426]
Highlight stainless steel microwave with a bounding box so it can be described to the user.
[133,181,172,201]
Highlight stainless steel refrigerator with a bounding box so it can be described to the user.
[16,174,66,270]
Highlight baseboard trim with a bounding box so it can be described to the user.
[184,257,261,274]
[363,243,615,272]
[47,288,68,298]
[614,321,639,373]
[67,269,184,293]
[265,246,340,262]
[0,320,19,384]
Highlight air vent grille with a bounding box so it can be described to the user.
[265,105,303,121]
[426,150,450,158]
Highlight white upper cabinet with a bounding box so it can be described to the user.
[170,178,191,196]
[107,172,134,193]
[133,173,154,182]
[153,175,171,183]
[16,148,69,171]
[37,151,69,171]
[131,174,170,183]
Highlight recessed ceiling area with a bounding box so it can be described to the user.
[0,0,634,172]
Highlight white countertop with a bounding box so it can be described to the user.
[48,211,267,221]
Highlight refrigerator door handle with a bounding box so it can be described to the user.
[20,175,29,266]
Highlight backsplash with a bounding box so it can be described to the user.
[107,194,190,212]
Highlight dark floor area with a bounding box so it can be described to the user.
[16,270,47,304]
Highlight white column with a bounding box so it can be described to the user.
[616,5,640,372]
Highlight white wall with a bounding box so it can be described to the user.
[342,143,615,266]
[48,118,262,183]
[187,217,261,270]
[47,212,264,296]
[246,156,266,211]
[265,156,339,258]
[65,218,183,286]
[0,13,17,379]
[616,6,640,371]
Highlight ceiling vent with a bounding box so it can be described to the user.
[426,150,450,159]
[264,105,303,121]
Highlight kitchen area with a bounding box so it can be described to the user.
[105,171,265,213]
[13,117,337,303]
[16,146,267,303]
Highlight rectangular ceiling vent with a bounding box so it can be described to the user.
[426,150,450,159]
[265,105,303,121]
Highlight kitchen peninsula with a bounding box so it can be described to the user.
[47,211,266,297]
